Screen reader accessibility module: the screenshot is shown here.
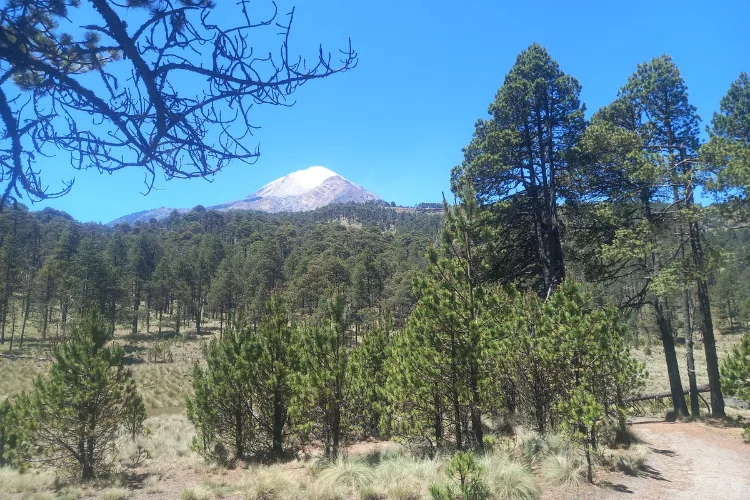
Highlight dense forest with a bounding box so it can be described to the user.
[1,2,749,496]
[0,202,442,345]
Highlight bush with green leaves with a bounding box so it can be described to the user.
[430,451,489,500]
[387,185,503,453]
[0,399,29,469]
[19,311,146,480]
[290,293,353,458]
[187,298,295,462]
[720,333,750,401]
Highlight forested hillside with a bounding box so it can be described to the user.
[0,202,442,348]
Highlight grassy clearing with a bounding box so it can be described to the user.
[0,467,57,498]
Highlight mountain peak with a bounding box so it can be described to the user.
[252,165,339,198]
[109,166,380,225]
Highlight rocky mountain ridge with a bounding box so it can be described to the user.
[109,166,380,225]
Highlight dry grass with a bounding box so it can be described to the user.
[100,487,132,499]
[598,444,650,476]
[480,451,540,500]
[0,360,47,401]
[632,331,742,395]
[540,453,583,487]
[0,467,57,499]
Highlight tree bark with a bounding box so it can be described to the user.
[654,298,689,417]
[682,146,725,417]
[682,289,700,417]
[132,281,140,335]
[272,387,285,460]
[20,278,30,349]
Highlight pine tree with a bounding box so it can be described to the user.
[575,56,711,417]
[720,333,750,401]
[349,317,391,439]
[621,55,724,416]
[0,399,29,469]
[186,317,256,463]
[454,43,585,295]
[388,184,501,451]
[290,293,352,458]
[187,297,294,462]
[20,311,146,480]
[250,296,295,460]
[704,72,750,203]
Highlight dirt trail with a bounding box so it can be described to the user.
[600,419,750,500]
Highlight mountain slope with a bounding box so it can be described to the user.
[109,166,380,225]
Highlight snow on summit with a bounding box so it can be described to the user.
[252,166,338,198]
[109,165,380,224]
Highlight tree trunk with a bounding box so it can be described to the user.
[694,272,725,417]
[332,400,341,458]
[272,387,285,460]
[60,299,67,339]
[235,410,244,459]
[219,306,223,339]
[20,280,30,349]
[8,303,15,353]
[682,290,700,417]
[469,364,484,451]
[132,281,140,335]
[681,146,725,417]
[433,388,443,450]
[452,386,462,451]
[145,292,151,334]
[654,298,689,417]
[0,299,6,344]
[42,302,49,340]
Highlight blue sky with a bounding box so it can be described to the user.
[18,0,750,222]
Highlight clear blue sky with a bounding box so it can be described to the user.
[22,0,750,222]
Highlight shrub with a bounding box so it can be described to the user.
[101,487,131,500]
[598,444,649,476]
[20,312,146,480]
[541,453,582,487]
[430,452,489,500]
[317,456,375,490]
[238,466,301,500]
[181,485,215,500]
[482,456,539,500]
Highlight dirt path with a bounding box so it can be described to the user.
[599,419,750,500]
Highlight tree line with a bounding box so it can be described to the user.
[0,202,441,351]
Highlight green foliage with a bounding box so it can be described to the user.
[500,282,644,446]
[19,311,146,480]
[0,399,29,469]
[187,318,254,463]
[720,333,750,400]
[290,293,353,458]
[704,72,750,202]
[388,185,502,452]
[348,318,391,438]
[187,300,295,462]
[454,43,584,293]
[430,451,489,500]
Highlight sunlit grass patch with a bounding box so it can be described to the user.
[540,452,583,487]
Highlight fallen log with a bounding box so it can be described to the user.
[623,384,710,403]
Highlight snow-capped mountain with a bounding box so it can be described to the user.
[109,166,380,225]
